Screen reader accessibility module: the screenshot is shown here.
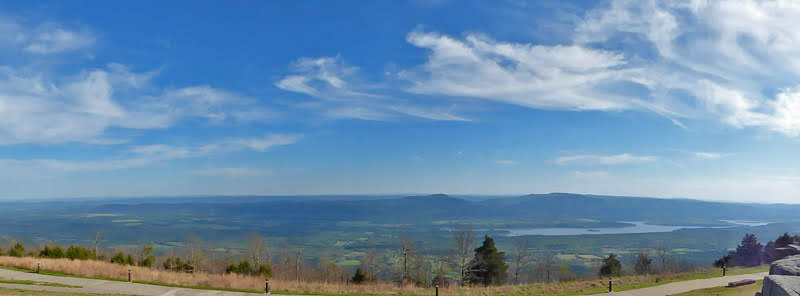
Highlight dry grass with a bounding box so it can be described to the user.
[0,256,768,296]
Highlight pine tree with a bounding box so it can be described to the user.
[352,268,367,284]
[733,233,763,267]
[467,235,508,286]
[599,254,622,277]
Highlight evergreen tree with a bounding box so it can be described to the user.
[599,254,622,277]
[714,254,733,268]
[467,235,508,286]
[733,233,763,267]
[352,267,367,284]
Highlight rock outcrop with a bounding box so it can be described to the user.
[771,254,800,276]
[757,254,800,296]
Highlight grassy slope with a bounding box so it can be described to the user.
[0,286,118,296]
[0,278,81,288]
[670,280,762,296]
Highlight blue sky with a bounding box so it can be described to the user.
[2,0,800,203]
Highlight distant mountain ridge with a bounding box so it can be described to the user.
[84,192,800,226]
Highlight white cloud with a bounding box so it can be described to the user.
[0,134,301,174]
[400,30,643,111]
[24,23,95,54]
[0,64,268,145]
[190,168,271,177]
[555,153,657,165]
[0,18,94,54]
[276,56,469,122]
[574,170,609,177]
[574,0,800,136]
[693,152,733,160]
[494,160,518,165]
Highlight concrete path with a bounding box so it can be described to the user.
[0,268,288,296]
[583,272,767,296]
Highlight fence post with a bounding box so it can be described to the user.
[36,263,40,274]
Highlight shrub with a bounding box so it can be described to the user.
[163,256,193,272]
[226,260,271,277]
[7,243,24,257]
[110,252,135,266]
[352,267,367,284]
[66,245,94,260]
[39,246,66,259]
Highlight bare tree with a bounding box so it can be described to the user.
[511,237,529,285]
[245,233,270,266]
[185,238,207,272]
[453,226,475,285]
[93,230,103,257]
[361,241,381,281]
[534,251,557,282]
[655,241,669,272]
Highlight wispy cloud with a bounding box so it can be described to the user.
[24,23,95,54]
[276,56,469,122]
[494,160,518,165]
[0,18,94,54]
[574,170,609,177]
[0,134,302,174]
[0,63,270,145]
[190,168,271,177]
[555,153,657,165]
[573,0,800,136]
[693,152,733,160]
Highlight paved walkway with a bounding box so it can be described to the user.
[583,272,767,296]
[0,268,285,296]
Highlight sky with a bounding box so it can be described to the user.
[2,0,800,203]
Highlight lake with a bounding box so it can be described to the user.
[502,221,768,236]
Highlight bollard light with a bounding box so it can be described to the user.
[36,262,40,274]
[128,269,131,283]
[435,284,439,296]
[265,278,270,296]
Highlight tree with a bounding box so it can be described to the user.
[467,235,508,286]
[733,233,763,267]
[634,252,652,275]
[111,252,135,265]
[352,267,367,284]
[714,253,734,268]
[360,241,381,281]
[246,233,270,266]
[39,245,65,258]
[599,254,622,277]
[93,230,103,258]
[533,251,558,282]
[511,238,528,285]
[66,245,94,260]
[138,243,155,267]
[765,233,795,263]
[8,243,24,257]
[453,227,475,285]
